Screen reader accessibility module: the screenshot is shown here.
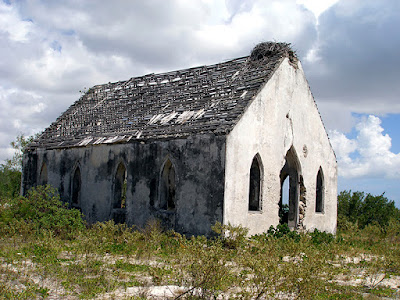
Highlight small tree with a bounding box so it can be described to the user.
[0,134,38,199]
[5,134,37,171]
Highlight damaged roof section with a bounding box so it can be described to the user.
[30,42,297,150]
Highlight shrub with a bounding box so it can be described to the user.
[310,229,334,246]
[267,223,301,242]
[0,165,21,199]
[212,221,249,249]
[177,235,234,298]
[0,185,84,238]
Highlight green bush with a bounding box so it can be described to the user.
[0,185,85,238]
[338,190,400,229]
[266,223,301,242]
[0,165,21,199]
[310,229,335,246]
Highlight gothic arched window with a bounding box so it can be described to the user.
[39,162,48,185]
[315,167,324,213]
[72,166,81,208]
[160,159,176,210]
[249,154,263,211]
[113,163,127,209]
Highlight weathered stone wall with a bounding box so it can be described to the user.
[22,133,226,236]
[224,58,337,234]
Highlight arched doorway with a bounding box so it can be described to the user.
[279,146,302,229]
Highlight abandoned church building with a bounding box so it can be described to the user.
[22,42,337,236]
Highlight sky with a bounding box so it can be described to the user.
[1,0,400,206]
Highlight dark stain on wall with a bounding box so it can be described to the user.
[22,133,226,236]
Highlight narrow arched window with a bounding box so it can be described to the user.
[315,167,324,213]
[72,167,81,207]
[249,155,262,211]
[114,163,127,209]
[160,159,176,210]
[39,163,48,185]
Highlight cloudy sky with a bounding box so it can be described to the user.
[1,0,400,206]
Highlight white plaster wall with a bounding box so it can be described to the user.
[224,58,337,235]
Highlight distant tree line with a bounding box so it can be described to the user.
[337,190,400,230]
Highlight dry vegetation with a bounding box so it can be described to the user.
[0,186,399,299]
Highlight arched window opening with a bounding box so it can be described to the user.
[113,163,127,209]
[279,146,302,229]
[72,167,81,209]
[39,163,48,185]
[315,168,324,213]
[249,155,262,211]
[160,159,176,210]
[112,163,127,224]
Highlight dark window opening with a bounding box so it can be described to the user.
[113,163,127,209]
[160,159,176,210]
[39,163,48,185]
[249,155,262,211]
[315,168,324,213]
[72,167,81,209]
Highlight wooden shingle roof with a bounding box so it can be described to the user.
[30,42,297,150]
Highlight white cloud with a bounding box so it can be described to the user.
[330,115,400,179]
[304,0,400,116]
[298,0,340,64]
[297,0,340,19]
[0,2,33,42]
[0,87,50,162]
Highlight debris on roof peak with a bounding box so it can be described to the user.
[250,42,297,66]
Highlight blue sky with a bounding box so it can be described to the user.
[381,115,400,153]
[0,0,399,207]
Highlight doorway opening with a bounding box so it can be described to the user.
[279,147,301,229]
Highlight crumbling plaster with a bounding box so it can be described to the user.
[224,58,337,234]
